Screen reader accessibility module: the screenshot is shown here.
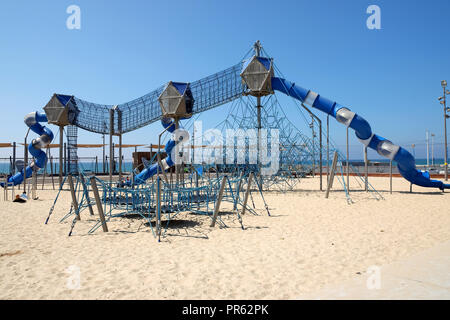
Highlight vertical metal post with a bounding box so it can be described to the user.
[24,131,29,194]
[254,41,263,188]
[109,108,114,183]
[68,174,80,220]
[327,114,329,184]
[241,172,253,216]
[90,177,108,232]
[102,134,106,174]
[426,130,429,169]
[311,116,315,178]
[12,142,16,176]
[325,151,339,199]
[63,143,67,176]
[59,126,63,186]
[443,84,448,181]
[79,174,94,216]
[318,118,322,191]
[156,176,161,242]
[346,126,350,192]
[210,175,227,227]
[117,109,123,181]
[364,146,368,192]
[390,160,393,194]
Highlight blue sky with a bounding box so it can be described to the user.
[0,0,449,161]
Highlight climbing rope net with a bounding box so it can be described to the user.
[73,63,244,134]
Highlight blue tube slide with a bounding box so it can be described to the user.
[1,111,54,187]
[272,77,450,191]
[133,118,185,184]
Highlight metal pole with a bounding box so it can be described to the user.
[102,134,106,174]
[443,85,448,181]
[68,174,80,220]
[390,160,393,194]
[318,117,322,191]
[90,177,108,232]
[210,175,227,227]
[156,176,161,242]
[59,126,63,186]
[12,142,16,176]
[241,172,253,216]
[24,130,29,194]
[109,108,114,183]
[426,130,429,169]
[346,126,350,192]
[364,146,368,191]
[327,114,329,184]
[117,109,123,181]
[254,41,263,188]
[325,151,339,199]
[118,134,123,181]
[63,142,67,176]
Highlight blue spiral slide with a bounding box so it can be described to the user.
[133,117,187,184]
[1,111,54,187]
[271,77,450,191]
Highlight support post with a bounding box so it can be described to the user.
[59,126,63,186]
[109,108,114,183]
[390,160,393,194]
[364,146,368,192]
[327,114,329,184]
[241,172,253,215]
[90,177,108,232]
[117,109,123,181]
[346,126,350,192]
[325,151,339,199]
[68,174,80,220]
[156,176,162,242]
[79,174,94,216]
[318,117,322,191]
[210,175,227,227]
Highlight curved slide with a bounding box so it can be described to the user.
[1,111,54,187]
[133,117,189,184]
[271,77,450,191]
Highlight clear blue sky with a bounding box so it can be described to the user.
[0,0,449,161]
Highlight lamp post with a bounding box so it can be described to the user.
[439,80,449,181]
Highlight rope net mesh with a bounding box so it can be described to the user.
[73,63,244,134]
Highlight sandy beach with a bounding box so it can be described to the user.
[0,175,449,299]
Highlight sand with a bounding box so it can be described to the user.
[0,176,449,299]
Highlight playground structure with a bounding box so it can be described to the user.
[2,41,449,238]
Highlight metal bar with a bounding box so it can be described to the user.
[325,151,339,199]
[346,126,350,193]
[79,174,94,216]
[364,146,368,192]
[390,160,393,194]
[241,172,253,215]
[90,177,108,232]
[59,126,63,186]
[68,174,80,220]
[210,175,227,227]
[109,108,114,183]
[327,114,329,184]
[156,176,162,242]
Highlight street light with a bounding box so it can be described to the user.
[441,80,448,181]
